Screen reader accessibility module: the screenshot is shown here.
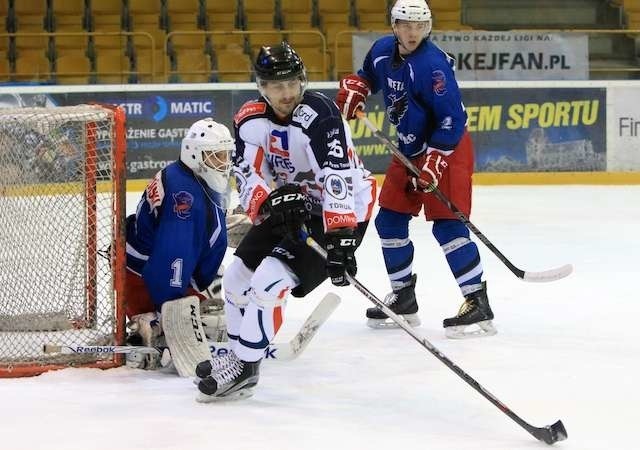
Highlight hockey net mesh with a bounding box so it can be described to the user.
[0,105,126,377]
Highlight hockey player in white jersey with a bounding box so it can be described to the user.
[196,41,377,401]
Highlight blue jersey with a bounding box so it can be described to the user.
[359,35,467,157]
[126,161,227,306]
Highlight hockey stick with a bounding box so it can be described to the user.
[42,345,160,355]
[355,110,572,283]
[43,292,340,362]
[304,232,567,445]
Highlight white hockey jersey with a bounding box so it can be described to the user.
[232,90,376,232]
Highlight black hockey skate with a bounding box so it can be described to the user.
[366,274,420,329]
[196,351,261,402]
[195,351,237,379]
[443,282,496,339]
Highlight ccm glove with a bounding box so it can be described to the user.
[325,228,358,287]
[261,184,310,240]
[411,152,449,193]
[335,74,371,120]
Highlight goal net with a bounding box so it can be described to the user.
[0,104,126,377]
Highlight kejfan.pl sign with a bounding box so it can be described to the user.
[353,31,588,81]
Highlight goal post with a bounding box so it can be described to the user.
[0,104,127,377]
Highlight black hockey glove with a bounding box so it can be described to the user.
[325,228,358,287]
[262,184,310,241]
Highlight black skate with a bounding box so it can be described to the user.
[196,351,261,402]
[366,274,420,329]
[193,351,238,385]
[443,282,496,339]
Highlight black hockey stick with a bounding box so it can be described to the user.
[304,232,567,445]
[356,110,572,283]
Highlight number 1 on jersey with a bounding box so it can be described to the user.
[170,258,183,287]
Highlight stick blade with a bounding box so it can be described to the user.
[523,264,573,283]
[532,420,568,445]
[285,293,341,359]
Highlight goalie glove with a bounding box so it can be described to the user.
[125,312,162,370]
[200,265,224,306]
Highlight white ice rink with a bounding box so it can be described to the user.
[1,185,639,450]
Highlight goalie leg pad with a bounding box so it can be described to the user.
[161,296,213,377]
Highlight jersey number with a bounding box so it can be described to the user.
[327,138,344,158]
[170,258,183,287]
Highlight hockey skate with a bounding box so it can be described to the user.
[443,282,496,339]
[196,351,261,402]
[194,351,238,382]
[366,274,420,329]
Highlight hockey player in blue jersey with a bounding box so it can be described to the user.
[336,0,496,339]
[124,118,234,374]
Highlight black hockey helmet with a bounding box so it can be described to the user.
[254,41,306,81]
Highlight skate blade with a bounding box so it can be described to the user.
[444,320,497,339]
[366,314,420,329]
[196,388,254,403]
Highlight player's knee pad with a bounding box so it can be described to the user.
[432,219,470,246]
[375,208,410,245]
[222,257,253,308]
[248,256,298,308]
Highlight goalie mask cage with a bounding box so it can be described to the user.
[0,104,126,377]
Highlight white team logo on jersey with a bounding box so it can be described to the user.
[325,174,348,200]
[291,104,318,129]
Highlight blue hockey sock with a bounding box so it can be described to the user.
[432,219,483,296]
[375,208,414,291]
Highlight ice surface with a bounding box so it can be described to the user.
[1,185,638,450]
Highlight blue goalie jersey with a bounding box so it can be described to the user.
[126,161,227,306]
[359,35,467,157]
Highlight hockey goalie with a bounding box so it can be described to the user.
[124,118,238,376]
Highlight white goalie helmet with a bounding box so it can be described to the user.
[391,0,433,30]
[180,118,234,192]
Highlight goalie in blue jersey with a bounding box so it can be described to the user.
[124,118,234,375]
